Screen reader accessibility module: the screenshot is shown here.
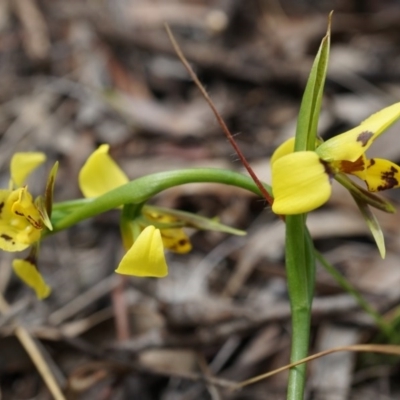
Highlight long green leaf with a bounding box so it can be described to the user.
[295,12,332,152]
[286,13,332,400]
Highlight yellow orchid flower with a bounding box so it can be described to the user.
[79,144,192,277]
[0,152,54,299]
[272,102,400,215]
[0,152,47,251]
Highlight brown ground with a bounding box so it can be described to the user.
[1,1,400,399]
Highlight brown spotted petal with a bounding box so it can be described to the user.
[159,228,192,254]
[338,155,366,176]
[11,187,43,229]
[0,189,42,252]
[317,102,400,163]
[353,158,400,192]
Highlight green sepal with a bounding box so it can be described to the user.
[44,161,59,217]
[351,195,386,258]
[35,196,53,231]
[36,161,59,231]
[120,204,144,250]
[143,205,246,236]
[335,173,396,213]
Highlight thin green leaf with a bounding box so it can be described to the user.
[144,205,246,236]
[295,12,332,152]
[286,13,332,399]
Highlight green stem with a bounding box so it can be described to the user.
[51,168,270,233]
[286,215,314,400]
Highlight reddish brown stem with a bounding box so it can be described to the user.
[165,25,274,207]
[111,275,130,341]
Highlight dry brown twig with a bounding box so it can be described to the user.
[165,24,274,207]
[0,293,66,400]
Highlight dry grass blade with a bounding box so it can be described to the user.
[0,294,66,400]
[237,344,400,389]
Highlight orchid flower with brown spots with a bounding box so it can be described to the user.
[0,153,57,299]
[271,103,400,215]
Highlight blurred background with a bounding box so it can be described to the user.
[1,0,400,399]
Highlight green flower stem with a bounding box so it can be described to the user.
[51,168,270,233]
[52,198,92,212]
[285,215,315,400]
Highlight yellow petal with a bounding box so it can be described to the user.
[143,210,192,254]
[272,152,332,214]
[0,189,42,252]
[352,158,400,192]
[270,138,295,165]
[12,187,43,229]
[115,225,168,277]
[12,259,51,299]
[79,144,128,198]
[317,102,400,163]
[10,152,46,188]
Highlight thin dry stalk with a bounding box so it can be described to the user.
[0,294,66,400]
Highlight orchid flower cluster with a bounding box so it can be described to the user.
[1,102,400,299]
[2,145,245,298]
